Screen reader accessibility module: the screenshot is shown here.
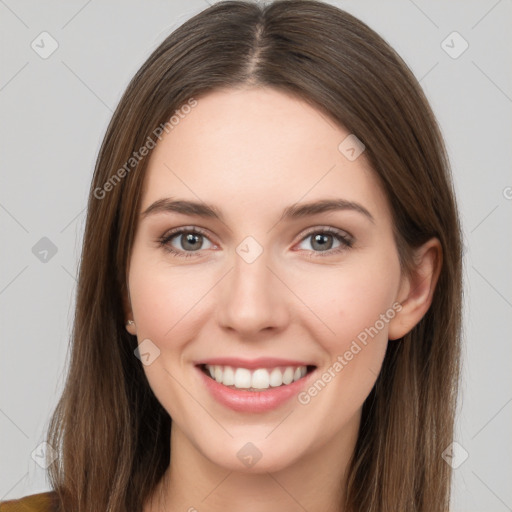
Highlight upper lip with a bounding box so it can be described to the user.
[194,357,316,369]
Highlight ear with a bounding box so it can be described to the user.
[122,280,137,336]
[388,237,442,340]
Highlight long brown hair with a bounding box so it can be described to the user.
[46,1,462,511]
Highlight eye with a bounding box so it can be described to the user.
[296,227,353,257]
[158,226,354,259]
[158,227,216,258]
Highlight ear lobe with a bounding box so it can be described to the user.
[122,282,137,335]
[388,238,442,340]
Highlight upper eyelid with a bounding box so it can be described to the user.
[161,225,214,242]
[301,226,352,239]
[160,225,353,247]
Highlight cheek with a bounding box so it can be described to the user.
[294,252,401,352]
[294,264,399,422]
[127,255,207,420]
[338,277,396,347]
[128,256,213,345]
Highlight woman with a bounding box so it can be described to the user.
[0,1,462,511]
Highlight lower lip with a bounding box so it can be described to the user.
[196,366,316,413]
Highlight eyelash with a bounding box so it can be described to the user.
[157,226,354,259]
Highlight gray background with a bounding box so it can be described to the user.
[1,0,511,510]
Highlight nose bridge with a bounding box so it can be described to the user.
[216,238,288,335]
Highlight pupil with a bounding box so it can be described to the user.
[183,233,201,251]
[312,233,332,251]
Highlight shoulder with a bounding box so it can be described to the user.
[0,491,59,512]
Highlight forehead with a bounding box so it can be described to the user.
[140,86,391,224]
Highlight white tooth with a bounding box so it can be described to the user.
[282,367,294,385]
[214,365,223,383]
[234,368,252,389]
[269,368,283,387]
[251,369,270,389]
[222,366,235,386]
[206,364,307,389]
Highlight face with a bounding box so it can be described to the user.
[125,86,406,473]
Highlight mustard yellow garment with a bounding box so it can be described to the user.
[0,492,58,512]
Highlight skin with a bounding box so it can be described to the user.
[124,86,441,512]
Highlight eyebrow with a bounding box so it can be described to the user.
[141,197,374,223]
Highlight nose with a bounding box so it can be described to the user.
[215,246,290,338]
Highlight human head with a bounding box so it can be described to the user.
[47,2,462,511]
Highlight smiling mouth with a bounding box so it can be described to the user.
[198,363,317,392]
